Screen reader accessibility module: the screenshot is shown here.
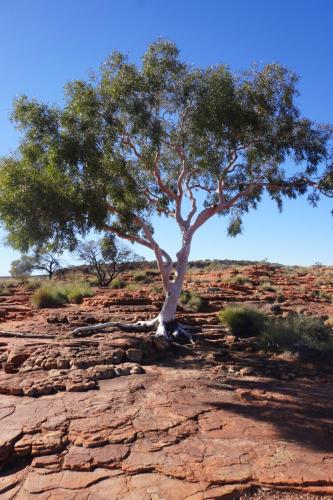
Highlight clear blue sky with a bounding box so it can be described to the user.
[0,0,332,275]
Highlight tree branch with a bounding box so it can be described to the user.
[132,215,173,290]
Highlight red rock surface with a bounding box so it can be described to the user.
[0,264,332,498]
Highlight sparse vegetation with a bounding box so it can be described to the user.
[258,315,333,362]
[259,282,276,292]
[219,304,333,363]
[125,283,141,292]
[65,282,94,304]
[24,279,44,291]
[149,284,163,295]
[179,290,205,312]
[222,275,250,286]
[32,281,94,308]
[218,305,268,338]
[133,271,150,283]
[110,278,126,289]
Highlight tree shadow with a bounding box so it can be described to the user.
[151,334,333,453]
[204,375,333,453]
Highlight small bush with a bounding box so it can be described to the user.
[259,282,276,292]
[0,285,10,296]
[180,290,205,312]
[218,305,268,338]
[32,281,94,308]
[133,271,150,283]
[275,293,286,303]
[222,275,250,286]
[110,278,126,289]
[64,282,94,304]
[149,284,163,295]
[24,279,43,291]
[258,315,333,362]
[319,291,332,302]
[32,285,67,308]
[126,283,141,292]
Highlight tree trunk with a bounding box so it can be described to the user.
[158,282,183,323]
[70,237,195,345]
[158,236,192,325]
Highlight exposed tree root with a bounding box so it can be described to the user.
[70,317,199,348]
[0,331,56,339]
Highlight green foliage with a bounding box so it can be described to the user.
[125,283,141,292]
[0,278,17,295]
[258,315,333,362]
[222,275,250,286]
[219,305,333,362]
[110,278,126,289]
[259,281,276,292]
[10,255,35,278]
[0,40,331,255]
[76,236,133,286]
[32,281,94,308]
[133,271,150,283]
[149,284,163,295]
[179,290,205,312]
[24,278,43,291]
[65,282,94,304]
[32,284,68,308]
[218,305,268,337]
[275,292,286,303]
[10,249,60,279]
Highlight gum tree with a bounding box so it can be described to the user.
[0,40,332,344]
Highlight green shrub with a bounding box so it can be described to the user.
[110,278,126,289]
[218,305,268,338]
[133,271,150,283]
[319,291,332,302]
[149,284,163,295]
[257,315,333,362]
[180,290,205,312]
[259,282,276,292]
[275,293,286,303]
[126,283,141,292]
[24,279,43,291]
[32,281,94,308]
[0,285,10,296]
[222,275,250,286]
[64,282,94,304]
[32,285,67,308]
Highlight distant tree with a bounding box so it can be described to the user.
[31,249,61,279]
[76,235,133,286]
[10,249,60,279]
[0,40,332,345]
[10,255,35,278]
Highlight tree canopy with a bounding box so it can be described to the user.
[1,40,331,256]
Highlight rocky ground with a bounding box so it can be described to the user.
[0,264,332,499]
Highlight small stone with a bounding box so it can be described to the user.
[56,358,70,369]
[114,366,131,377]
[239,367,254,376]
[66,380,97,392]
[126,348,143,363]
[129,364,145,374]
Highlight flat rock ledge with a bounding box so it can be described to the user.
[0,330,332,499]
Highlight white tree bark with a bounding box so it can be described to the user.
[158,236,192,324]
